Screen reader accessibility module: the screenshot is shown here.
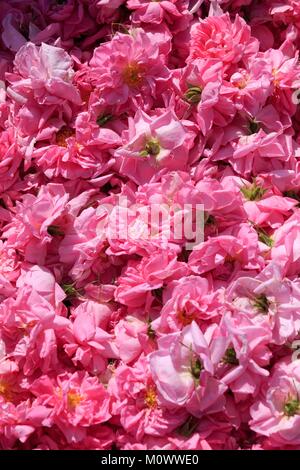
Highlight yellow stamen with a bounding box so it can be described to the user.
[234,77,248,89]
[272,69,280,88]
[177,309,195,326]
[0,380,13,401]
[67,390,82,409]
[144,385,157,409]
[56,127,75,147]
[123,62,144,88]
[17,320,37,335]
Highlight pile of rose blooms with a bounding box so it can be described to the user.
[2,0,300,451]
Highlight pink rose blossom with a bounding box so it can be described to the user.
[7,42,81,106]
[250,359,300,447]
[109,355,187,440]
[188,13,259,69]
[30,371,111,443]
[88,30,170,112]
[150,322,227,416]
[114,109,196,184]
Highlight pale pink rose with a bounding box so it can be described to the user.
[243,194,296,229]
[106,171,204,256]
[227,263,300,345]
[271,212,300,276]
[59,203,112,283]
[88,30,170,112]
[0,286,70,375]
[230,57,273,115]
[0,241,20,283]
[114,109,196,184]
[7,42,81,106]
[172,58,236,135]
[30,371,111,443]
[109,355,187,440]
[0,127,22,193]
[153,276,224,334]
[210,104,291,176]
[64,301,118,374]
[16,265,66,308]
[0,399,51,446]
[3,184,69,264]
[114,316,155,364]
[188,13,259,69]
[212,315,271,401]
[115,250,189,307]
[33,112,120,180]
[262,48,300,115]
[189,223,264,283]
[195,177,247,230]
[150,322,227,416]
[250,359,300,447]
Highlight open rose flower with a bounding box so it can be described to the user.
[188,13,259,70]
[30,371,111,444]
[6,42,81,107]
[88,30,170,112]
[250,359,300,447]
[150,322,227,416]
[114,109,196,184]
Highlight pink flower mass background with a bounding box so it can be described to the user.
[1,0,300,451]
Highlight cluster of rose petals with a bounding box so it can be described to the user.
[1,0,300,451]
